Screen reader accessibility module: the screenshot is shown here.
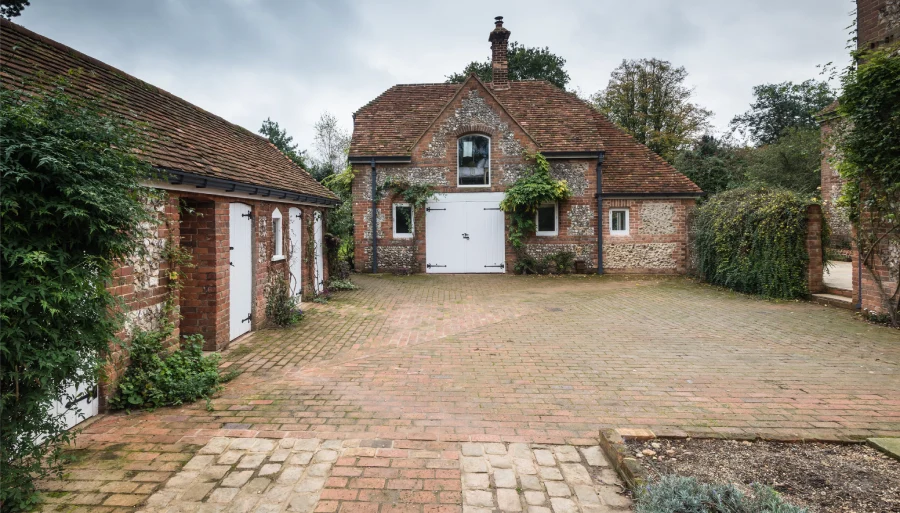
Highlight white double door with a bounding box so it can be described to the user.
[425,193,506,273]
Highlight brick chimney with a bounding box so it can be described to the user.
[489,16,511,89]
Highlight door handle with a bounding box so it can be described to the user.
[462,233,469,240]
[230,262,234,267]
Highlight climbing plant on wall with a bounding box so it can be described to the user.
[833,42,900,325]
[0,80,156,511]
[500,152,571,251]
[377,179,437,273]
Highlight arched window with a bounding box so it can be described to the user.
[457,134,490,186]
[271,208,284,260]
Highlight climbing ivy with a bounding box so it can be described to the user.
[833,42,900,325]
[500,152,571,250]
[692,186,825,299]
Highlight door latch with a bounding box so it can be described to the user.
[462,233,469,240]
[230,261,234,267]
[241,314,251,323]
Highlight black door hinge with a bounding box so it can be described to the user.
[484,264,505,269]
[483,207,501,210]
[425,207,446,212]
[426,264,447,269]
[241,211,253,220]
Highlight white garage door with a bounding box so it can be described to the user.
[425,193,506,273]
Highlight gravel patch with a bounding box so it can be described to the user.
[627,438,900,512]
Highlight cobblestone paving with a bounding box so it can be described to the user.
[38,275,900,511]
[132,438,629,513]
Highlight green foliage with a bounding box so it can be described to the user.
[258,117,308,170]
[513,251,575,275]
[110,328,222,410]
[327,278,358,291]
[591,58,713,163]
[1,0,29,18]
[447,42,570,89]
[636,475,807,513]
[265,277,302,328]
[674,135,746,196]
[692,187,820,299]
[0,81,156,511]
[742,127,823,195]
[834,43,900,325]
[323,165,355,273]
[730,79,835,146]
[500,153,571,250]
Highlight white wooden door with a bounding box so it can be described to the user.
[425,193,505,273]
[314,211,324,293]
[50,373,99,431]
[289,207,303,299]
[229,203,253,340]
[425,199,467,273]
[464,201,506,272]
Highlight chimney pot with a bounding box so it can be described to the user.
[488,16,511,89]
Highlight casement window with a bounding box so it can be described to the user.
[393,203,413,238]
[609,208,629,235]
[271,208,284,260]
[535,203,558,236]
[457,134,490,187]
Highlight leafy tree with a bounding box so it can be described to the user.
[258,117,308,170]
[730,79,836,146]
[742,127,822,195]
[311,112,350,182]
[591,58,713,164]
[0,0,29,18]
[833,43,900,325]
[1,81,155,511]
[446,42,570,89]
[674,135,746,196]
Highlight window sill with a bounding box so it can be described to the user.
[393,234,413,239]
[271,255,286,262]
[536,232,558,237]
[457,184,491,188]
[609,232,630,237]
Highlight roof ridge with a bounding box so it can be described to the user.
[1,18,274,146]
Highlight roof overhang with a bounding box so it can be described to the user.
[542,151,605,159]
[348,156,413,164]
[601,192,704,199]
[154,168,340,206]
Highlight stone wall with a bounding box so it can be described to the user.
[820,119,853,248]
[602,198,694,274]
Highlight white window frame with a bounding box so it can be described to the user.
[393,203,414,239]
[535,202,558,236]
[271,208,285,261]
[456,134,491,188]
[609,208,629,236]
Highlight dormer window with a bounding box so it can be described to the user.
[458,134,490,187]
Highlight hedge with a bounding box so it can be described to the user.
[692,187,824,299]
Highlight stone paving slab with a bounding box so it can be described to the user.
[131,438,629,513]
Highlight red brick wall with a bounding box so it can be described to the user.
[858,0,900,50]
[101,189,329,408]
[806,204,825,294]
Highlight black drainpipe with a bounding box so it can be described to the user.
[371,158,378,273]
[596,152,606,275]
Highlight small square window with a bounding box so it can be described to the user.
[393,204,413,238]
[536,203,558,236]
[610,209,629,235]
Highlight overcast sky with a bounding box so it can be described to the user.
[16,0,854,155]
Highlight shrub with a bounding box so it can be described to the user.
[636,475,807,513]
[265,277,301,327]
[513,251,576,275]
[0,80,155,511]
[110,329,224,410]
[692,186,823,299]
[327,278,358,291]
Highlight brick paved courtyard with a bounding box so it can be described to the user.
[39,275,900,511]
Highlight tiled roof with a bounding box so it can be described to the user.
[0,19,337,202]
[350,78,700,195]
